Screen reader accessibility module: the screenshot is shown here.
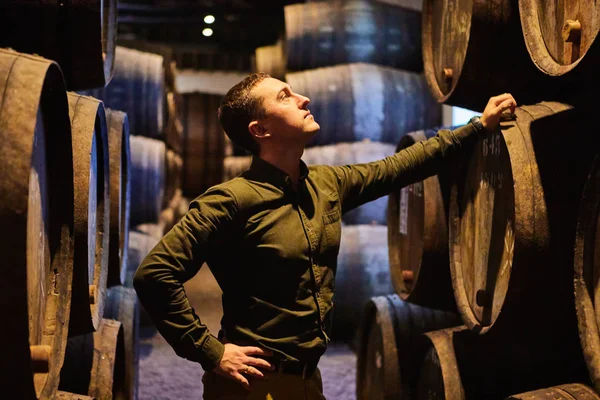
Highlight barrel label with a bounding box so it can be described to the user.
[399,186,409,235]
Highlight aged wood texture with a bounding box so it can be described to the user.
[506,384,600,399]
[422,0,552,111]
[106,109,131,288]
[286,63,441,147]
[574,147,600,394]
[81,46,165,138]
[164,150,183,209]
[519,0,600,81]
[417,327,467,400]
[165,91,184,154]
[67,93,111,337]
[60,319,126,399]
[55,392,94,400]
[285,0,422,72]
[129,136,166,225]
[333,225,394,341]
[104,286,140,400]
[448,102,595,394]
[356,295,460,400]
[255,39,286,79]
[387,128,456,311]
[0,0,117,90]
[180,93,227,197]
[0,48,75,399]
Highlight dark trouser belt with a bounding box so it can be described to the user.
[275,360,318,380]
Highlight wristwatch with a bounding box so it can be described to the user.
[469,116,486,135]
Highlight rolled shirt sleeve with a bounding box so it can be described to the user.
[331,124,478,214]
[132,186,239,371]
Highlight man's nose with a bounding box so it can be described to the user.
[297,94,310,107]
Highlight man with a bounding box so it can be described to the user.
[133,72,516,399]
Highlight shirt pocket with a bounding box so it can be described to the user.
[322,204,342,250]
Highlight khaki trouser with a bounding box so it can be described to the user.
[202,368,327,400]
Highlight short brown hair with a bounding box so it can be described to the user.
[218,73,270,154]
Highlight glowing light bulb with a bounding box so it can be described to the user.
[204,15,215,24]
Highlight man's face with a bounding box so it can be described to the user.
[251,77,320,146]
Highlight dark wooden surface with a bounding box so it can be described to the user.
[180,93,227,197]
[422,0,552,111]
[417,327,467,400]
[356,295,461,400]
[574,143,600,394]
[506,384,600,400]
[81,46,165,138]
[0,49,75,399]
[519,0,600,78]
[67,93,111,337]
[129,135,166,226]
[106,109,132,288]
[0,0,117,90]
[284,0,422,72]
[387,128,456,311]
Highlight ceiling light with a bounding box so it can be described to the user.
[204,15,215,24]
[202,28,213,37]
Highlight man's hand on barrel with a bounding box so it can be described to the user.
[481,93,517,132]
[213,343,274,390]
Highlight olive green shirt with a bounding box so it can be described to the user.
[133,124,477,371]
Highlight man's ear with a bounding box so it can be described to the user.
[249,120,270,140]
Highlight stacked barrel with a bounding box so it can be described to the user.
[354,0,600,399]
[0,1,144,396]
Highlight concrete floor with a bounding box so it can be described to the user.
[138,266,357,400]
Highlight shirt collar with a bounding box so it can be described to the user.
[246,156,309,189]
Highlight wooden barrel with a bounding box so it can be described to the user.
[356,295,461,400]
[106,109,132,288]
[417,327,467,400]
[255,39,286,79]
[104,286,140,400]
[129,135,166,226]
[67,93,111,337]
[574,149,600,394]
[285,63,441,147]
[164,150,183,209]
[0,0,117,91]
[56,392,94,400]
[59,318,126,399]
[284,0,422,72]
[125,231,161,288]
[506,384,600,400]
[449,102,600,341]
[180,93,227,197]
[387,128,456,311]
[422,0,552,112]
[0,48,75,399]
[519,0,600,84]
[81,46,165,138]
[333,225,394,340]
[165,91,184,154]
[303,141,396,224]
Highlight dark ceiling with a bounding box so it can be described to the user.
[117,0,306,54]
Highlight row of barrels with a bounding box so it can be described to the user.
[0,47,185,399]
[256,0,599,112]
[353,102,600,398]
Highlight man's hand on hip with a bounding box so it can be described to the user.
[481,93,517,132]
[212,343,274,390]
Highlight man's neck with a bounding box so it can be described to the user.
[258,146,304,184]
